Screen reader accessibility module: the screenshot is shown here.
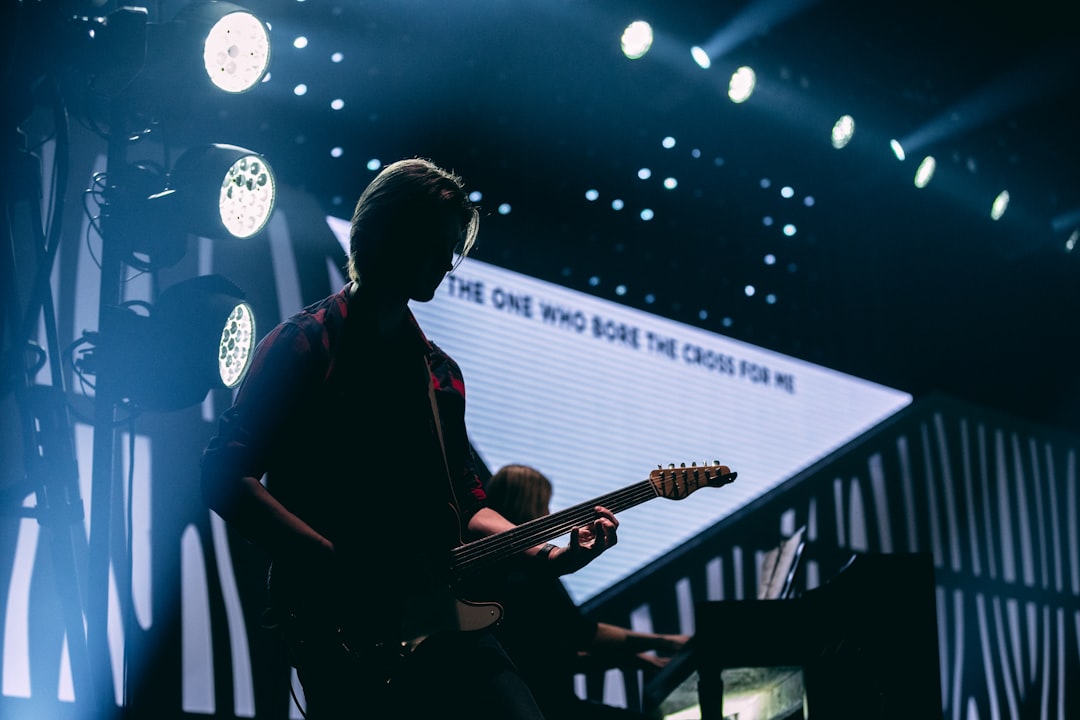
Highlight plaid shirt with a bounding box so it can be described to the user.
[202,285,486,608]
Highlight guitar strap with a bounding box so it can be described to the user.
[424,355,464,525]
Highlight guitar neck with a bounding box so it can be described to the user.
[450,479,658,577]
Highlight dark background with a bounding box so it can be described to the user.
[232,0,1080,434]
[13,0,1080,432]
[3,3,1079,717]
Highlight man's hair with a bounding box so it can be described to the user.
[485,464,553,525]
[347,157,479,283]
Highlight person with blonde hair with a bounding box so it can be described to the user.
[485,463,690,720]
[201,158,619,719]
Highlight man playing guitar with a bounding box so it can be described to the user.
[201,157,619,719]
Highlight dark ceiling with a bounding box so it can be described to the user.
[26,0,1080,433]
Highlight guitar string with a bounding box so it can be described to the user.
[451,482,658,570]
[452,468,728,571]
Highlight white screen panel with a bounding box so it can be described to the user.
[330,222,911,603]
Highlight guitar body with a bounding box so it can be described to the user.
[285,462,734,684]
[398,592,504,650]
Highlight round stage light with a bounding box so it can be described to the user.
[104,274,256,411]
[219,153,275,238]
[202,9,271,92]
[218,301,255,387]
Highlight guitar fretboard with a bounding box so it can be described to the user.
[450,479,659,576]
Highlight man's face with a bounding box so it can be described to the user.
[406,212,467,303]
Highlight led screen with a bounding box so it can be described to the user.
[406,258,912,603]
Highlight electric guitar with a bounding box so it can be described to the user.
[395,461,737,650]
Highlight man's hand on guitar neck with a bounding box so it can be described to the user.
[464,505,619,576]
[538,505,619,576]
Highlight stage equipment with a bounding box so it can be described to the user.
[164,0,272,94]
[109,144,277,269]
[64,1,271,99]
[53,3,273,715]
[4,0,270,711]
[81,274,256,412]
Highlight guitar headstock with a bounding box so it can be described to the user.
[648,461,736,500]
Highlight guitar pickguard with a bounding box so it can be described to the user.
[399,592,504,650]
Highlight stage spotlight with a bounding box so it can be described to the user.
[113,143,276,269]
[167,0,272,93]
[60,1,270,101]
[95,274,256,412]
[168,143,276,239]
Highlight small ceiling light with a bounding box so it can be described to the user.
[914,156,936,188]
[990,190,1010,221]
[728,66,756,103]
[691,46,711,69]
[831,115,855,149]
[621,21,653,59]
[890,139,906,161]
